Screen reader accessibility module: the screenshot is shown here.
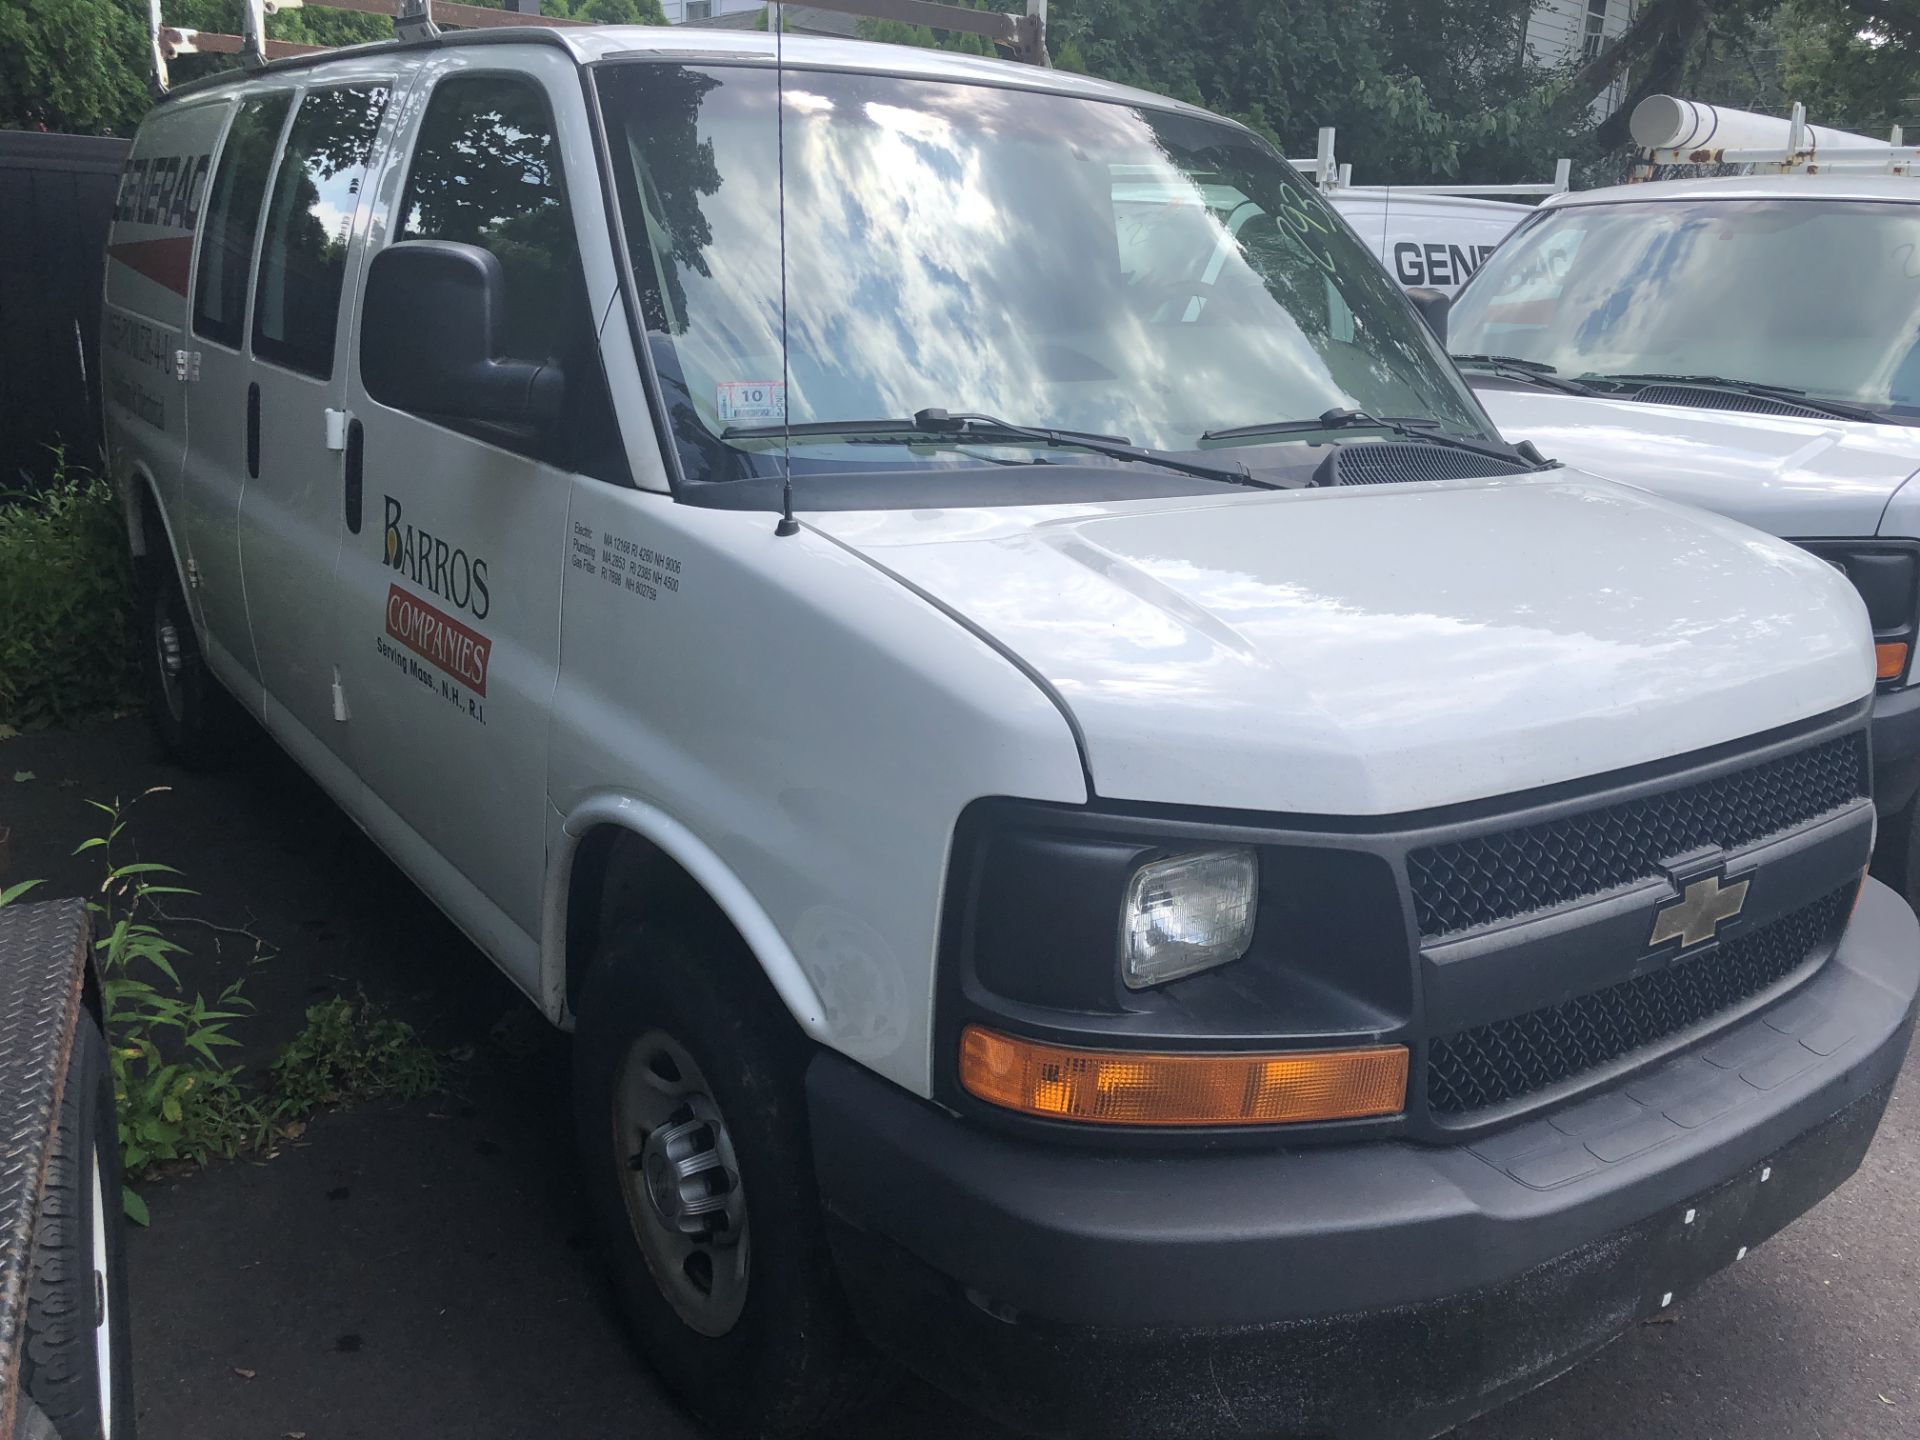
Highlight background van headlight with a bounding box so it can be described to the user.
[1121,847,1259,989]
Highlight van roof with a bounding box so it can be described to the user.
[1540,171,1920,210]
[161,22,1216,122]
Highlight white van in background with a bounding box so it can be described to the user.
[1331,190,1532,294]
[1449,97,1920,902]
[1292,127,1568,295]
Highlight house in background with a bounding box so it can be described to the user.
[1524,0,1639,116]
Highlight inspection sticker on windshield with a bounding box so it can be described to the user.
[717,380,786,425]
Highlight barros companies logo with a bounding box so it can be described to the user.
[384,496,490,619]
[385,584,490,696]
[381,497,492,696]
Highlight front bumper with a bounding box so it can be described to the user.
[808,879,1920,1440]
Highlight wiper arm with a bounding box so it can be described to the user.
[1452,354,1598,397]
[1200,407,1547,468]
[1580,372,1885,424]
[726,408,1284,491]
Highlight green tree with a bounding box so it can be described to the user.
[0,0,664,134]
[0,0,149,134]
[1778,0,1920,131]
[855,0,1005,54]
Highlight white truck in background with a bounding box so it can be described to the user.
[1449,97,1920,903]
[1293,127,1569,296]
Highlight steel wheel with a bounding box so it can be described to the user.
[611,1029,750,1337]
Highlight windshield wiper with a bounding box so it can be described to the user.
[1452,354,1599,397]
[1199,408,1547,468]
[724,408,1284,490]
[1579,372,1886,424]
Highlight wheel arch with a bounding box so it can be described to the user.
[120,461,189,602]
[543,793,830,1041]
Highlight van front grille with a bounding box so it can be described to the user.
[1408,732,1867,939]
[1425,886,1849,1116]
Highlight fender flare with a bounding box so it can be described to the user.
[118,459,191,604]
[540,790,830,1038]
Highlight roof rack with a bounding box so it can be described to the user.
[1287,126,1571,200]
[149,0,1049,93]
[1629,96,1916,179]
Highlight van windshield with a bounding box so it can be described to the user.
[594,63,1491,486]
[1450,197,1920,420]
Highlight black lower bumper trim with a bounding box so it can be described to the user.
[808,881,1919,1438]
[826,1082,1892,1440]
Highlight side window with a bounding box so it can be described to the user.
[253,83,391,380]
[392,74,623,476]
[399,76,575,365]
[192,92,293,348]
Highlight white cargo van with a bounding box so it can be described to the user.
[104,33,1918,1440]
[1291,128,1565,296]
[1449,98,1920,905]
[1329,189,1531,294]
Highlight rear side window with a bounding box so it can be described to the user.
[391,74,624,477]
[192,92,292,348]
[253,83,391,380]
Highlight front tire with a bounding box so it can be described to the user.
[22,1018,135,1440]
[136,549,239,770]
[573,918,864,1438]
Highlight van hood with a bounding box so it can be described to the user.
[1476,388,1920,539]
[813,474,1871,816]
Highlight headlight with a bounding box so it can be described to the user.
[1121,847,1258,989]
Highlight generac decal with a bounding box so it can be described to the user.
[385,584,490,696]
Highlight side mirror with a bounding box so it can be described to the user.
[1404,286,1451,345]
[360,240,564,429]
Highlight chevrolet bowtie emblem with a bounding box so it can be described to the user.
[1650,871,1750,950]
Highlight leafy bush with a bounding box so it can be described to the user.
[266,995,444,1120]
[79,796,258,1223]
[0,457,139,732]
[2,795,444,1224]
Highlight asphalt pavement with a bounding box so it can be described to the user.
[1,716,1914,1440]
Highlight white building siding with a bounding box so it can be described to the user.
[1525,0,1636,118]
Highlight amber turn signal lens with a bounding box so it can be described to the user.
[958,1025,1408,1127]
[1877,641,1909,681]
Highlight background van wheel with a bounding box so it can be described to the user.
[573,918,867,1439]
[22,1018,135,1440]
[137,551,240,770]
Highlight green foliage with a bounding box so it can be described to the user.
[265,995,444,1119]
[857,0,1003,54]
[0,457,139,734]
[80,795,259,1199]
[546,0,668,22]
[16,796,447,1222]
[1779,0,1920,132]
[0,0,149,134]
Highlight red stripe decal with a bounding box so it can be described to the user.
[107,236,195,297]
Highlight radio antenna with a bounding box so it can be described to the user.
[773,0,799,537]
